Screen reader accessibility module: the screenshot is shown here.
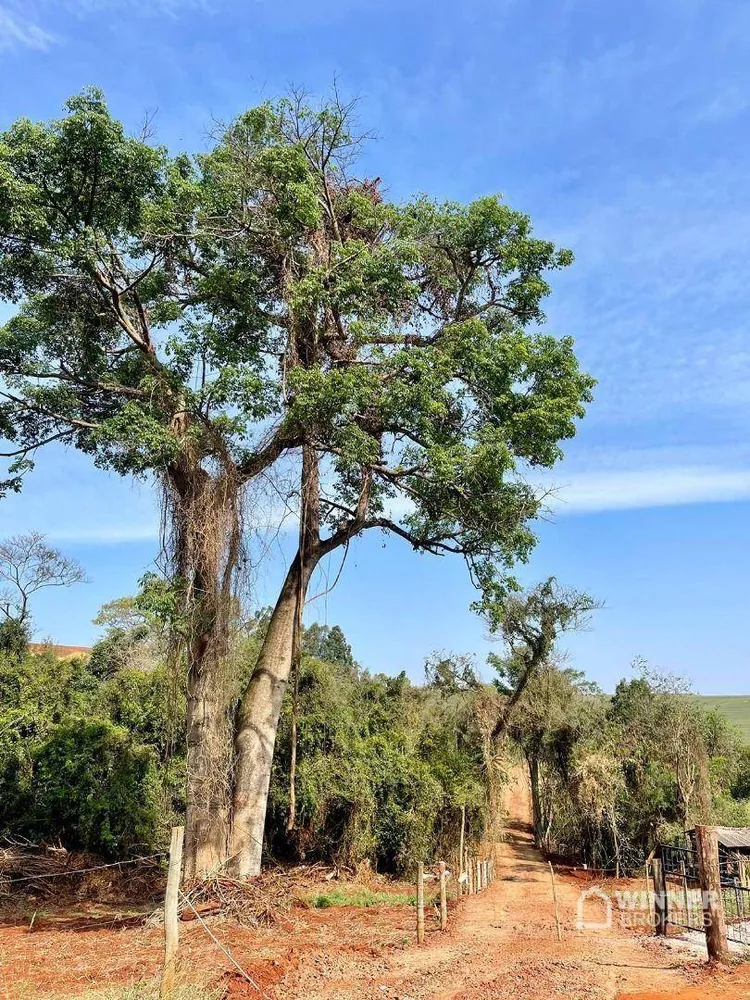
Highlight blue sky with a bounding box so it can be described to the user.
[2,0,750,692]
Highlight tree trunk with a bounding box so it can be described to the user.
[229,441,321,876]
[285,599,302,835]
[165,454,240,880]
[183,643,231,879]
[529,753,543,845]
[229,554,314,876]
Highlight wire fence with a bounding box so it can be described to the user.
[0,852,167,885]
[2,836,506,996]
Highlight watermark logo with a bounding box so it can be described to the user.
[576,886,613,930]
[576,885,723,932]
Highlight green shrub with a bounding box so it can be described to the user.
[27,719,161,855]
[0,618,30,659]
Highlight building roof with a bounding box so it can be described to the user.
[714,827,750,850]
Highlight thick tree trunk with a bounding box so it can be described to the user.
[229,555,311,876]
[229,441,321,876]
[183,652,231,879]
[181,556,234,880]
[165,453,240,880]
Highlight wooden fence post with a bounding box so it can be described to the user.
[695,826,730,964]
[439,861,447,930]
[645,863,654,928]
[458,805,465,896]
[417,862,425,944]
[161,825,184,999]
[652,857,667,937]
[548,862,562,942]
[476,858,481,891]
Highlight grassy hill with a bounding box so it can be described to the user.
[696,696,750,742]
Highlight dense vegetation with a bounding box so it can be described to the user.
[0,620,494,874]
[501,660,750,873]
[3,600,749,880]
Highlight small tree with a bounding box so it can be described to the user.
[424,651,479,694]
[489,579,599,744]
[0,531,85,630]
[0,616,30,658]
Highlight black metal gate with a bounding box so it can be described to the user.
[660,844,704,934]
[659,843,750,948]
[720,848,750,948]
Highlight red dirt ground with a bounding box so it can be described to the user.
[617,966,750,999]
[2,768,749,999]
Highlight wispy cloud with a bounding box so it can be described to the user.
[0,0,215,53]
[0,6,55,51]
[539,445,750,515]
[63,0,213,15]
[47,523,159,544]
[548,466,750,515]
[696,86,750,123]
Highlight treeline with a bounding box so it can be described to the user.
[0,618,494,875]
[3,600,749,877]
[502,660,750,873]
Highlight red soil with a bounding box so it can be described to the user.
[2,768,749,999]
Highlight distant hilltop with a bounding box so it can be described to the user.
[695,695,750,742]
[28,643,91,659]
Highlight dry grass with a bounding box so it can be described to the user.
[17,985,223,1000]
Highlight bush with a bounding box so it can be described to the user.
[0,618,30,659]
[27,720,161,855]
[0,618,493,869]
[266,657,490,874]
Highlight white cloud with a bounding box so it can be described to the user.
[47,523,159,543]
[538,445,750,514]
[0,6,55,51]
[548,466,750,515]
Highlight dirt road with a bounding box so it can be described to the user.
[268,768,700,1000]
[4,768,748,998]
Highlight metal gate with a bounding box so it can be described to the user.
[720,848,750,948]
[659,843,750,948]
[660,844,704,934]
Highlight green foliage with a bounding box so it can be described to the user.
[502,659,750,872]
[0,615,488,870]
[28,720,160,855]
[0,90,592,623]
[424,652,479,694]
[0,647,167,854]
[89,626,149,679]
[0,616,29,658]
[266,653,489,875]
[303,623,357,674]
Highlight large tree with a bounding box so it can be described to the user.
[0,90,594,876]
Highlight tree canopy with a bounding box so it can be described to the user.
[0,88,593,602]
[0,88,594,875]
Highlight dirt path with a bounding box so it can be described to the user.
[272,768,698,1000]
[4,768,748,998]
